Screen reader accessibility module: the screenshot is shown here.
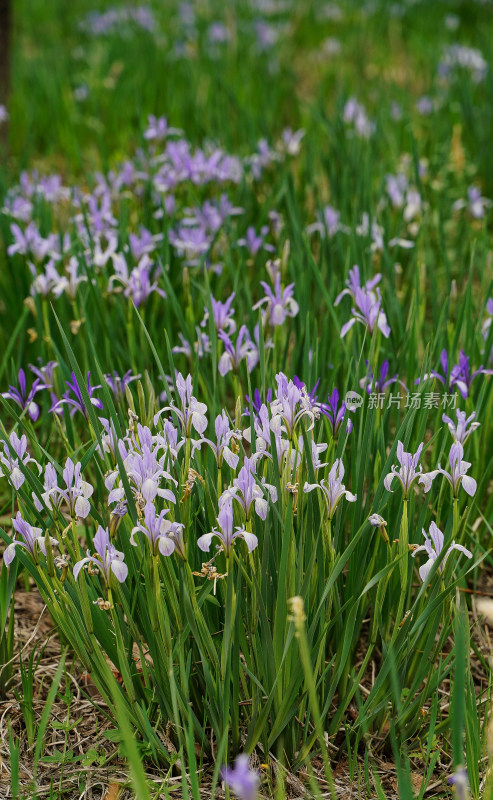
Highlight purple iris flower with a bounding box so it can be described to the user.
[449,351,493,398]
[237,225,274,257]
[50,372,103,419]
[193,410,242,469]
[320,388,354,436]
[98,417,125,461]
[0,432,41,490]
[3,512,56,568]
[304,459,357,519]
[442,409,480,445]
[270,372,316,439]
[221,754,259,800]
[29,260,68,298]
[448,768,469,800]
[7,222,57,261]
[109,255,166,307]
[220,457,277,521]
[154,373,207,437]
[416,349,492,398]
[73,526,128,584]
[244,388,273,417]
[130,502,184,558]
[453,185,491,219]
[242,402,284,464]
[306,205,348,237]
[412,522,472,583]
[482,298,493,360]
[34,458,94,519]
[360,360,407,394]
[144,115,182,141]
[128,227,163,260]
[292,376,320,410]
[340,287,391,339]
[253,273,299,326]
[105,370,141,401]
[197,501,257,557]
[429,442,477,499]
[384,442,435,499]
[334,265,381,306]
[2,368,45,422]
[105,445,177,508]
[218,326,259,377]
[168,224,211,266]
[202,292,236,334]
[29,359,58,388]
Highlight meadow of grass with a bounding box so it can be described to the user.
[0,1,493,798]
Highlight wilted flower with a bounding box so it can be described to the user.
[384,441,435,499]
[222,754,259,800]
[2,368,45,422]
[74,526,128,584]
[369,513,389,542]
[442,409,480,445]
[369,513,387,527]
[412,522,472,582]
[304,459,356,519]
[3,512,56,567]
[197,501,257,557]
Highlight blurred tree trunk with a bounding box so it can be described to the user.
[0,0,11,143]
